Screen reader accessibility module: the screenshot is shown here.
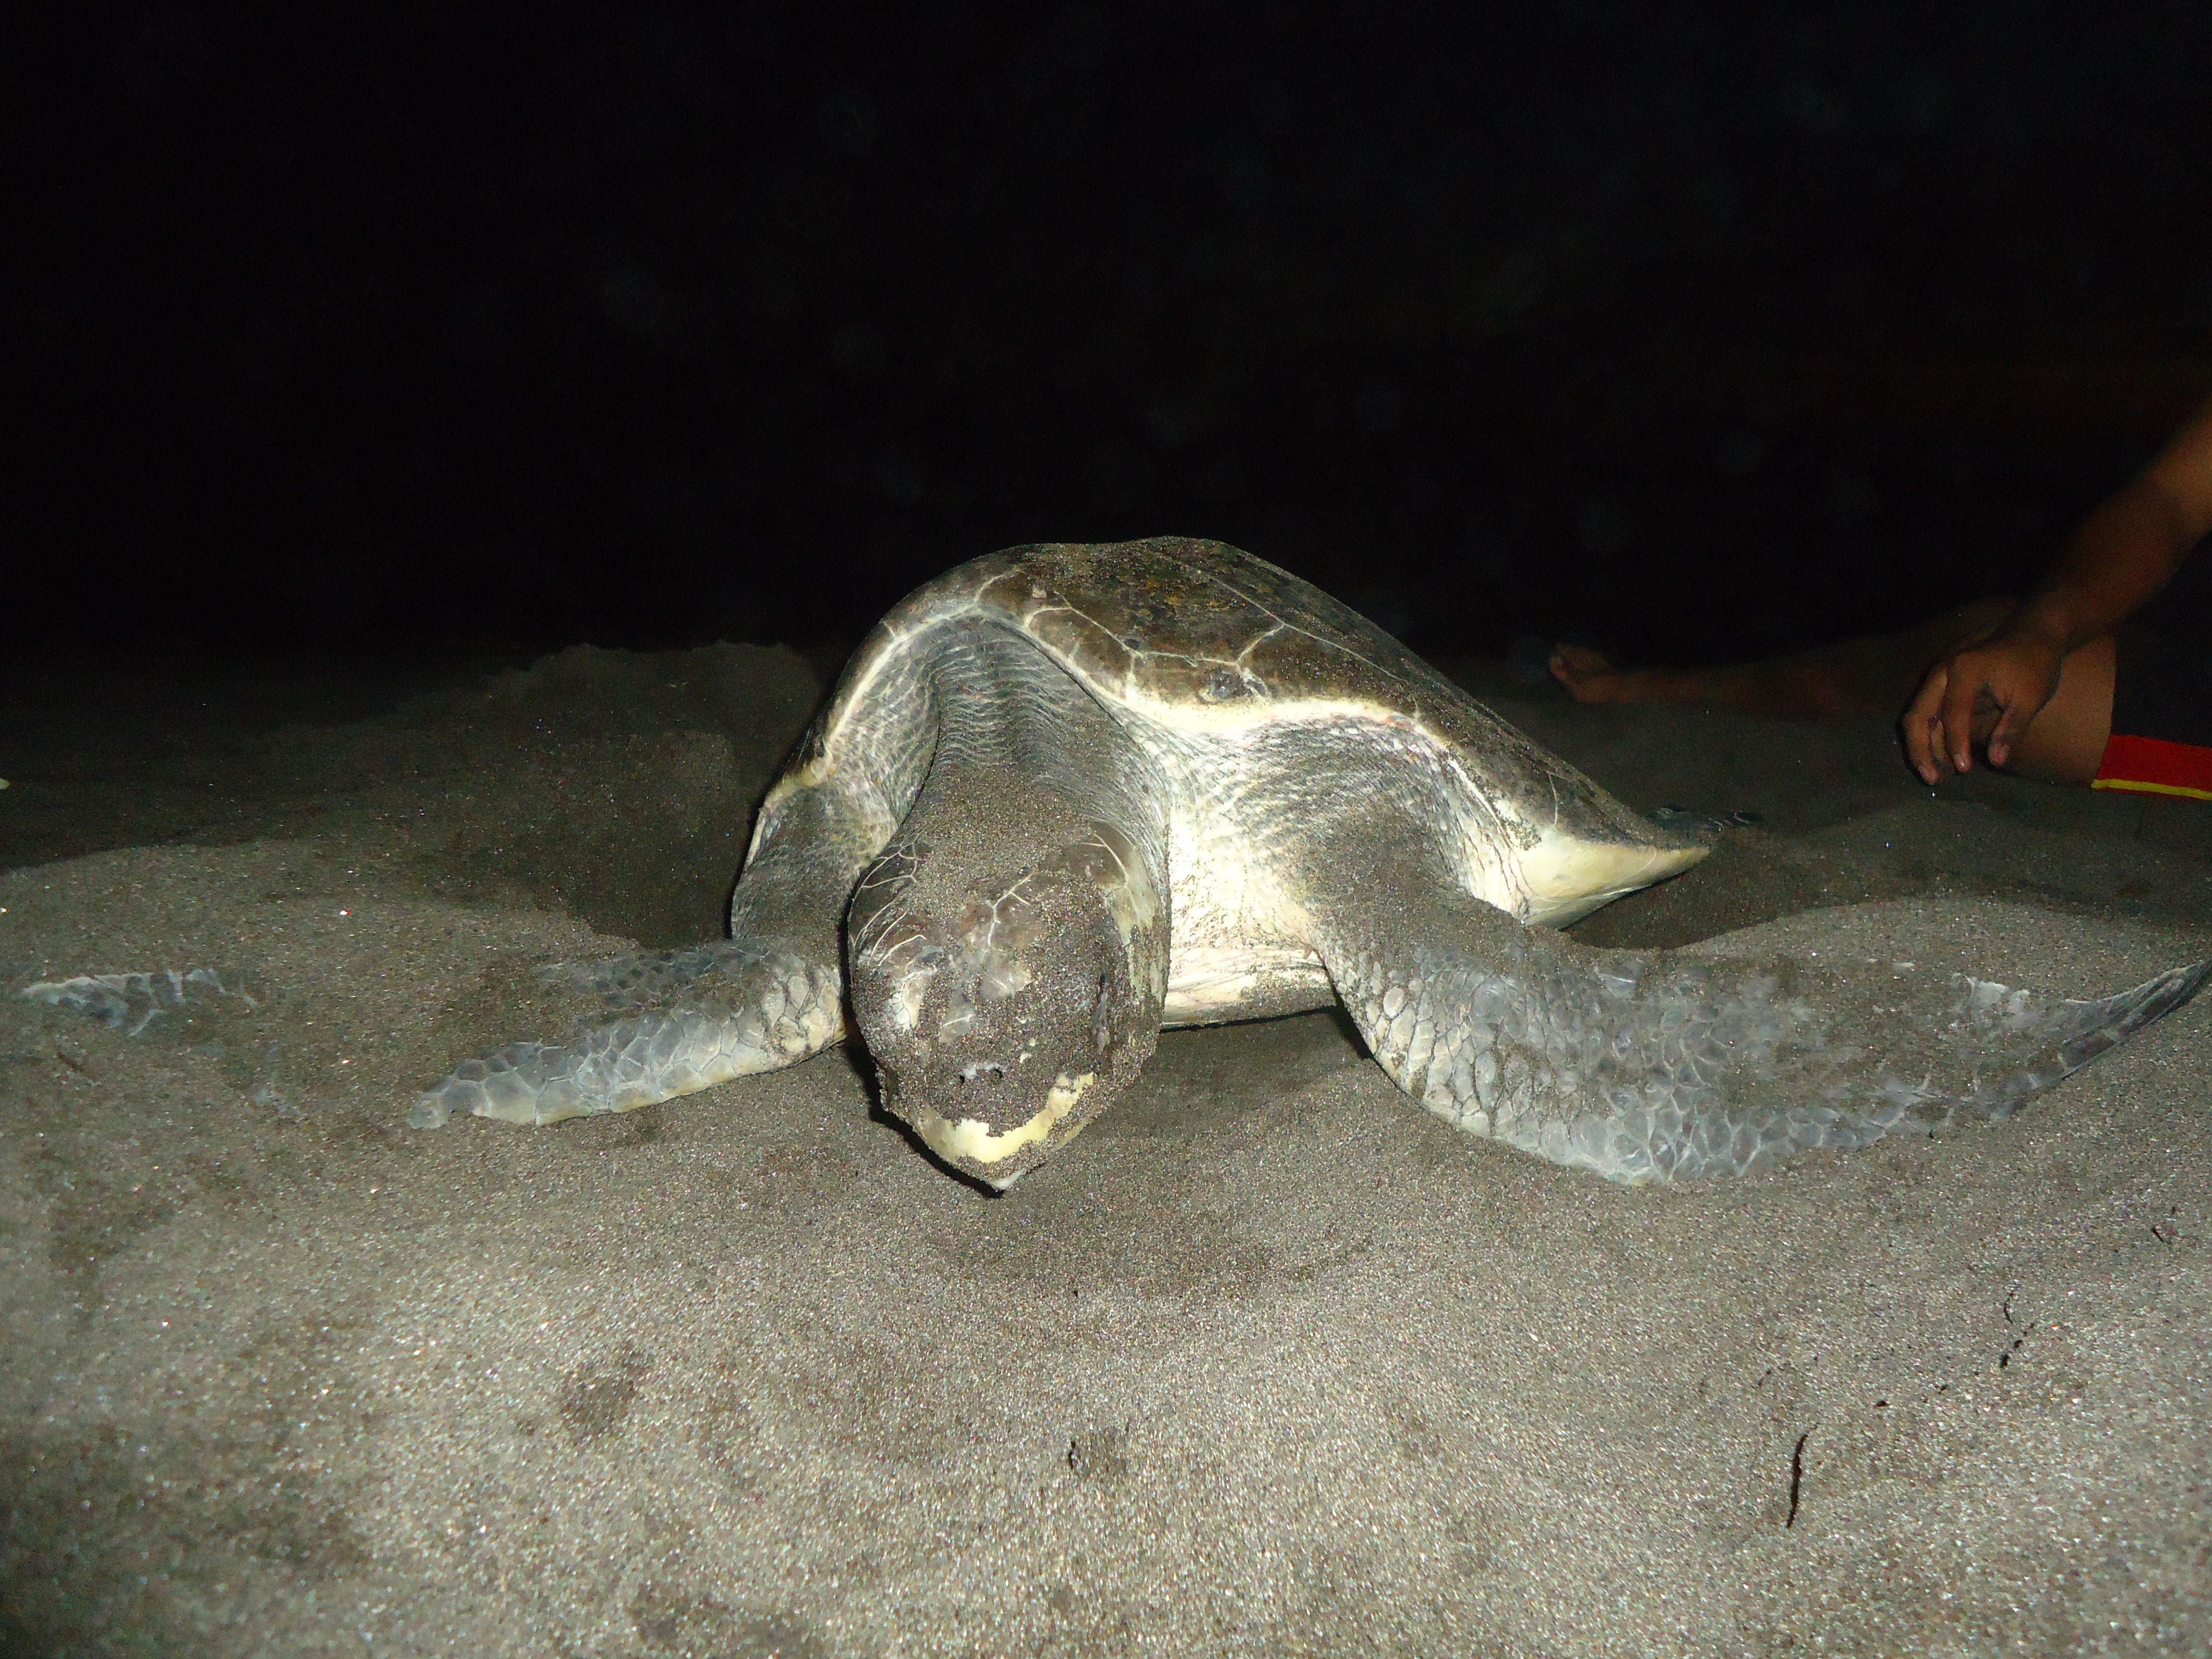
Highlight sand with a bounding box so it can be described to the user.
[2,644,2208,1657]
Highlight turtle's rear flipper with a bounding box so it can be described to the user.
[1310,866,2210,1183]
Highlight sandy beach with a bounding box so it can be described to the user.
[3,643,2208,1657]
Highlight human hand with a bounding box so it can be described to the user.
[1900,628,2067,784]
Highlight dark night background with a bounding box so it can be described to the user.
[11,2,2212,666]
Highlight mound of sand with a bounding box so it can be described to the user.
[3,646,2207,1656]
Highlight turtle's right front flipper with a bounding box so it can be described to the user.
[408,942,844,1126]
[412,760,897,1129]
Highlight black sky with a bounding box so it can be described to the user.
[11,2,2212,661]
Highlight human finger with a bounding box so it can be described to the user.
[1938,659,1985,774]
[1984,691,2032,769]
[1980,645,2060,769]
[1902,665,1949,784]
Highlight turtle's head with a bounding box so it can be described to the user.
[847,823,1164,1189]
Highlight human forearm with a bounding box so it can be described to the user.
[2009,477,2203,648]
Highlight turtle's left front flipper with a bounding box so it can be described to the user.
[22,967,261,1034]
[1310,865,2211,1184]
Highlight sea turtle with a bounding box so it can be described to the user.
[410,537,2209,1187]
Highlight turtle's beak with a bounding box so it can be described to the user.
[902,1068,1098,1188]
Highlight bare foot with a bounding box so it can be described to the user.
[1549,643,1637,704]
